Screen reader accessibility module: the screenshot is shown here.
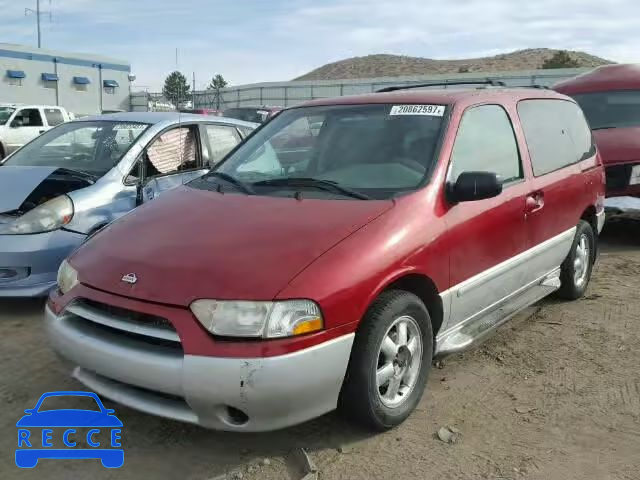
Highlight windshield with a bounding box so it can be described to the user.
[3,120,150,176]
[0,106,16,125]
[203,104,446,200]
[572,90,640,130]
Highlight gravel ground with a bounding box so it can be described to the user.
[1,218,639,480]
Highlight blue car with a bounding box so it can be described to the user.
[16,391,123,468]
[0,112,257,297]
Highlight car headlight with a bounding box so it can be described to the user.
[0,195,74,235]
[57,259,79,295]
[190,299,324,339]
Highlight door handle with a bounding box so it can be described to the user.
[525,192,545,215]
[39,130,45,134]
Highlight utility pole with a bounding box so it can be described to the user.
[25,0,52,48]
[192,72,196,109]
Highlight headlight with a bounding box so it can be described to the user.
[190,299,324,339]
[57,259,79,295]
[0,195,74,235]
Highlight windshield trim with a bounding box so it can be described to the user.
[209,103,451,200]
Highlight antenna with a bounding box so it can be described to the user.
[25,0,53,48]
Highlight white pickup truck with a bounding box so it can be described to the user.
[0,104,72,159]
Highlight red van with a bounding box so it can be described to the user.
[554,64,640,197]
[46,85,605,432]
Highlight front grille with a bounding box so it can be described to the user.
[606,164,633,190]
[66,298,181,348]
[79,299,176,332]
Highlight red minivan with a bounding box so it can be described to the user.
[46,85,605,432]
[554,64,640,197]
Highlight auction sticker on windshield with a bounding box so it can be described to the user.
[390,105,445,116]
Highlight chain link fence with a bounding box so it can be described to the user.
[131,68,590,112]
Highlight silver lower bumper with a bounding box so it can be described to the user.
[45,305,354,431]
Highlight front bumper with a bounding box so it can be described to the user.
[0,229,85,297]
[45,304,354,432]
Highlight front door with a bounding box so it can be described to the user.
[443,104,529,331]
[6,108,46,152]
[139,124,209,202]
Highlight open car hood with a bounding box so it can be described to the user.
[71,186,393,306]
[0,166,59,214]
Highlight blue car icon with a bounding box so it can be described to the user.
[16,391,123,468]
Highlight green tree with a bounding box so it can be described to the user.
[162,71,190,107]
[542,50,581,69]
[207,74,228,91]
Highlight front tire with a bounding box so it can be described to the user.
[339,290,433,430]
[557,220,595,300]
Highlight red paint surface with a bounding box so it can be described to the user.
[57,89,604,358]
[554,64,640,197]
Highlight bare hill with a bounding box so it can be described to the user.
[294,48,613,81]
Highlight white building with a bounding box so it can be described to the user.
[0,43,132,115]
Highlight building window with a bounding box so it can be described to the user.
[103,80,119,95]
[73,76,91,92]
[42,73,58,89]
[6,70,26,86]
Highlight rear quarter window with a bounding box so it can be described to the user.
[517,99,594,177]
[44,108,65,126]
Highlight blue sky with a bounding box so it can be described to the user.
[2,0,638,90]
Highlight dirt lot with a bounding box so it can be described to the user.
[1,218,639,480]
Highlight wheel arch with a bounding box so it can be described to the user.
[581,205,597,234]
[369,272,445,337]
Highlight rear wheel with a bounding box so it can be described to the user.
[557,220,595,300]
[339,290,433,430]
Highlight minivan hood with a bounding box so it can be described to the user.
[0,166,59,213]
[593,127,640,165]
[72,187,393,306]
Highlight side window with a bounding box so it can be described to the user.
[143,126,199,178]
[238,126,254,139]
[449,105,522,184]
[517,99,594,177]
[44,108,65,126]
[12,108,44,128]
[204,125,241,165]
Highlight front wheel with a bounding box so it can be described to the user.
[557,220,596,300]
[339,290,433,430]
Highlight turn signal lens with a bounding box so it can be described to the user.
[292,317,323,336]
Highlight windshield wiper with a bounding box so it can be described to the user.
[252,177,370,200]
[206,172,255,195]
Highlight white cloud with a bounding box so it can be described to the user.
[0,0,638,89]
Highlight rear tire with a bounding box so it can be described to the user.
[557,220,595,300]
[339,290,433,430]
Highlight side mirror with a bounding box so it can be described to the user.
[447,171,502,203]
[23,409,34,414]
[10,119,23,128]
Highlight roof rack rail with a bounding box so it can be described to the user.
[376,79,507,93]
